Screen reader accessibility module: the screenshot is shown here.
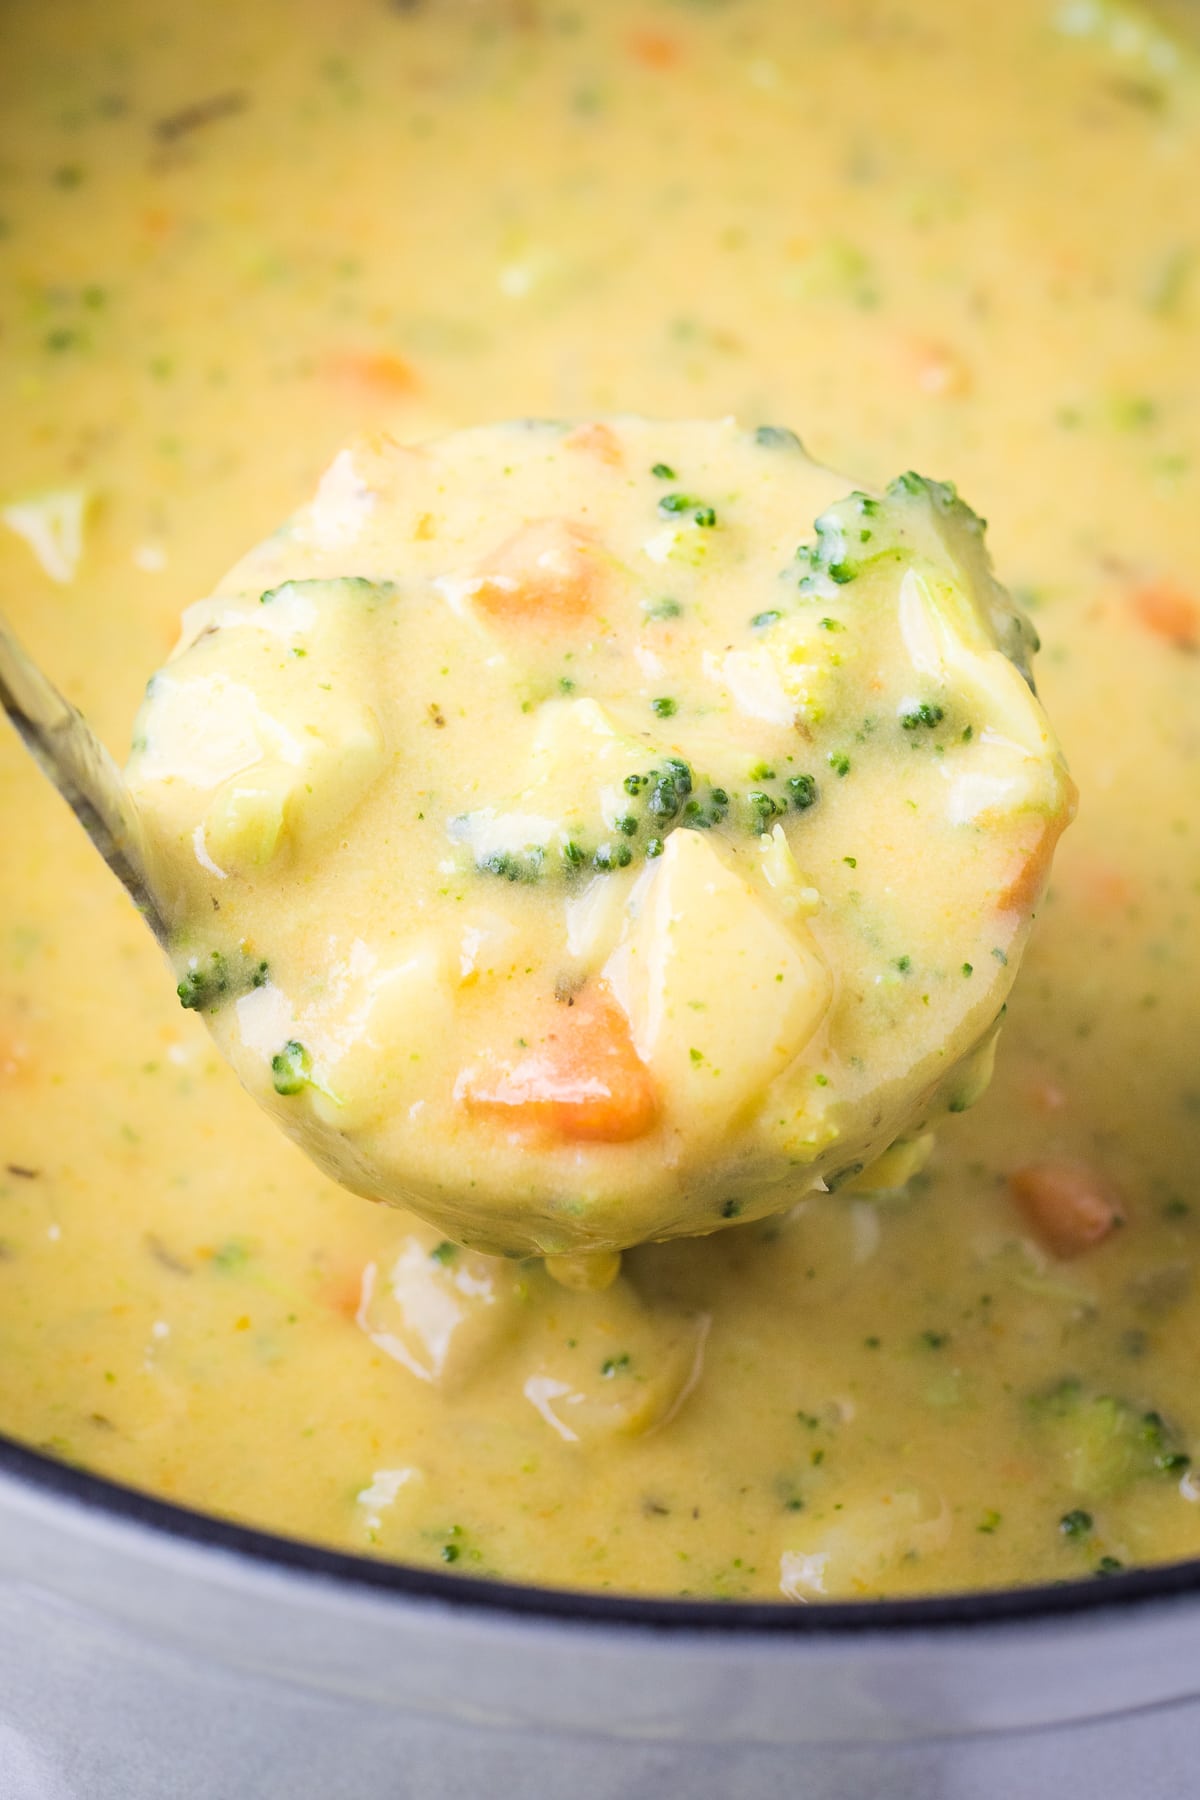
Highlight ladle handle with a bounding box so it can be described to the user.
[0,611,168,944]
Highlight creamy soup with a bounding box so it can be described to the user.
[126,418,1070,1258]
[0,0,1198,1600]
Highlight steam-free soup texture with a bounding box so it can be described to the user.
[1,0,1198,1599]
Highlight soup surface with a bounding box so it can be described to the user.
[0,0,1198,1600]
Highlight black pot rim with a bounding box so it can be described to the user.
[4,1427,1199,1636]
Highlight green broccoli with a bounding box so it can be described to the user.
[461,749,818,885]
[271,1039,313,1097]
[176,949,269,1013]
[1029,1377,1190,1497]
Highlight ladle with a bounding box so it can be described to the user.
[0,610,168,945]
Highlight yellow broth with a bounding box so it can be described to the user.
[0,0,1198,1598]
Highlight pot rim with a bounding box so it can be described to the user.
[4,1427,1200,1636]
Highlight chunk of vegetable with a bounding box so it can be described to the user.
[319,349,419,396]
[1010,1159,1125,1258]
[521,1276,709,1442]
[128,578,391,877]
[356,1231,528,1389]
[457,983,659,1144]
[462,520,602,624]
[563,422,624,465]
[994,812,1071,912]
[603,829,832,1140]
[1129,579,1200,650]
[1029,1378,1188,1496]
[780,1486,950,1599]
[1,487,91,584]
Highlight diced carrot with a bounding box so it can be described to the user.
[1129,580,1200,651]
[993,811,1069,913]
[1064,857,1137,917]
[906,337,971,398]
[459,984,659,1144]
[1009,1159,1125,1259]
[0,1033,30,1083]
[564,422,624,466]
[627,28,683,70]
[319,350,420,396]
[316,1265,366,1322]
[468,519,601,624]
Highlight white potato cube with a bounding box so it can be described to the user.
[604,829,832,1140]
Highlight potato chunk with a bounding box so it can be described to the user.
[356,1231,528,1389]
[604,829,832,1141]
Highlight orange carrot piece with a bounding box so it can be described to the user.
[469,519,601,624]
[1129,580,1200,651]
[0,1034,30,1083]
[627,28,683,70]
[320,350,420,396]
[316,1266,366,1322]
[906,338,971,398]
[563,422,624,466]
[1065,858,1136,917]
[993,812,1069,913]
[460,985,659,1144]
[1009,1159,1125,1258]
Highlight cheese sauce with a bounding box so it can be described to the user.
[0,0,1198,1599]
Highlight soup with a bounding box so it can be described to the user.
[0,0,1197,1600]
[126,418,1070,1257]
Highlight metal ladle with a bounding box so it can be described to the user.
[0,610,168,945]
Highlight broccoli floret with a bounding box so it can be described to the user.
[900,701,946,732]
[270,1039,313,1097]
[1029,1378,1190,1497]
[479,848,545,883]
[886,470,986,536]
[744,790,788,836]
[657,492,717,528]
[787,773,819,811]
[592,842,634,872]
[753,425,806,452]
[647,757,693,822]
[176,951,230,1012]
[463,749,818,884]
[792,472,991,607]
[176,949,269,1013]
[795,490,878,592]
